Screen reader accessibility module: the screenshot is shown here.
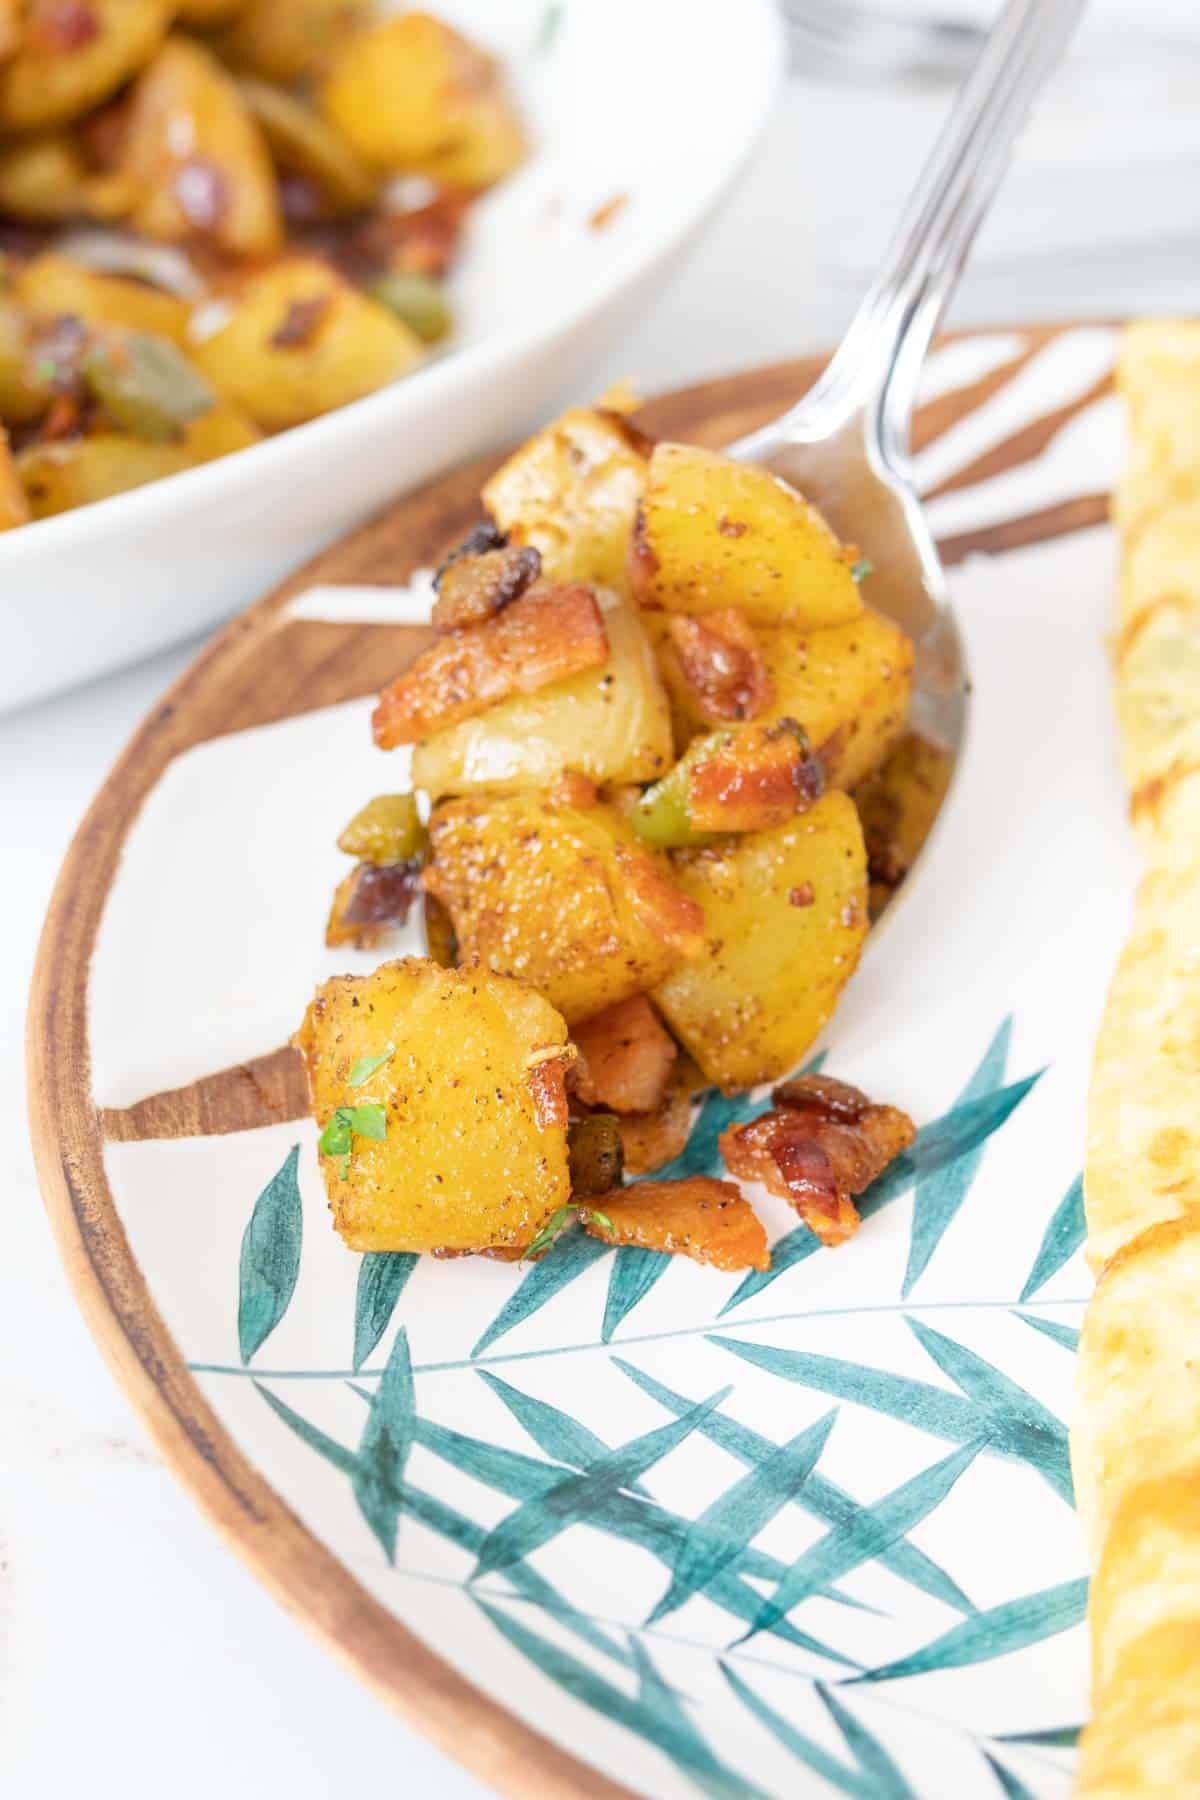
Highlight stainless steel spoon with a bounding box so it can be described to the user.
[730,0,1087,760]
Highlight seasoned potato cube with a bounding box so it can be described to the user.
[660,608,913,792]
[482,407,648,589]
[424,794,703,1024]
[0,0,171,133]
[239,78,377,216]
[17,401,259,517]
[0,297,48,425]
[122,36,283,257]
[189,258,421,431]
[295,957,571,1253]
[582,1176,769,1272]
[214,0,371,84]
[319,12,526,188]
[0,135,134,223]
[373,584,608,748]
[634,441,863,628]
[176,0,243,24]
[16,254,189,345]
[0,424,29,529]
[853,730,952,916]
[655,795,868,1090]
[411,594,674,797]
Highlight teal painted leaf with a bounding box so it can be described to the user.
[471,1388,730,1579]
[628,1636,768,1800]
[816,1685,918,1799]
[352,1326,416,1561]
[740,1439,984,1644]
[1020,1174,1085,1301]
[1015,1312,1080,1352]
[855,1576,1088,1683]
[476,1599,766,1800]
[718,1663,871,1798]
[903,1018,1010,1296]
[614,1357,975,1616]
[709,1335,982,1442]
[400,1479,630,1668]
[471,1226,611,1357]
[478,1371,649,1495]
[352,1252,417,1372]
[603,1245,670,1341]
[723,1068,1042,1310]
[254,1378,358,1476]
[238,1145,303,1364]
[994,1725,1082,1749]
[647,1408,838,1625]
[653,1086,769,1183]
[983,1752,1038,1800]
[905,1318,1073,1505]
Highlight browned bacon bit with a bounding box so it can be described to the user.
[789,883,814,907]
[688,720,824,835]
[433,519,507,584]
[582,1175,769,1272]
[571,994,677,1115]
[525,1052,570,1130]
[373,583,609,748]
[720,1075,915,1248]
[614,844,706,958]
[175,157,231,235]
[432,543,542,631]
[270,293,333,350]
[30,0,100,51]
[665,609,774,722]
[39,393,85,440]
[325,859,422,949]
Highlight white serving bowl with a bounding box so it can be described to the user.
[0,0,782,713]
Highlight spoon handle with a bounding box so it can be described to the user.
[768,0,1086,456]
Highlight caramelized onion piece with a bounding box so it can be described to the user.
[664,608,773,722]
[432,542,541,631]
[325,859,422,949]
[582,1175,769,1272]
[571,994,677,1115]
[720,1074,914,1247]
[372,583,609,747]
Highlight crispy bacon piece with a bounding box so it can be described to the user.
[525,1051,571,1130]
[372,583,609,748]
[617,1054,702,1175]
[571,995,677,1115]
[615,844,706,957]
[270,293,332,350]
[582,1175,769,1271]
[720,1074,915,1247]
[665,609,774,722]
[688,721,824,834]
[432,543,542,631]
[325,860,422,949]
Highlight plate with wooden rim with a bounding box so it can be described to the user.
[27,322,1129,1800]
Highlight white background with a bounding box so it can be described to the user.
[4,21,1194,1799]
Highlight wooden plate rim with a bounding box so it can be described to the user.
[25,325,1108,1800]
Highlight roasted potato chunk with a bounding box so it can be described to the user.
[632,721,824,849]
[424,794,703,1024]
[0,296,49,424]
[582,1176,769,1272]
[121,36,283,257]
[482,406,649,589]
[660,608,913,793]
[411,594,674,797]
[373,583,608,748]
[633,441,864,628]
[0,0,171,134]
[17,400,259,516]
[189,257,421,431]
[0,133,134,222]
[16,253,190,345]
[213,0,371,84]
[571,994,677,1115]
[295,957,571,1253]
[654,795,868,1090]
[853,730,953,915]
[319,11,525,188]
[0,423,29,529]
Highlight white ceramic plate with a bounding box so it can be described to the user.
[0,0,781,713]
[31,325,1126,1797]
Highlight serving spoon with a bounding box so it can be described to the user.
[730,0,1087,760]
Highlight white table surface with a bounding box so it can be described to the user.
[5,54,1192,1798]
